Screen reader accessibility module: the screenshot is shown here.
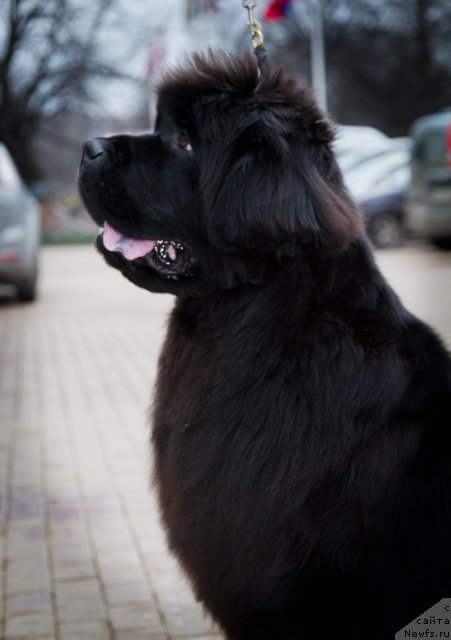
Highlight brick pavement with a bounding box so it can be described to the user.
[0,243,450,639]
[0,245,221,639]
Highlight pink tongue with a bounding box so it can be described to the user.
[102,223,156,261]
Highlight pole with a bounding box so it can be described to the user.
[309,0,327,112]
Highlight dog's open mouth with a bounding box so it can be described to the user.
[100,222,194,279]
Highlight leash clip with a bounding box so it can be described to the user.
[242,1,265,51]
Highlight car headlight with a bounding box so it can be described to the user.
[0,224,26,243]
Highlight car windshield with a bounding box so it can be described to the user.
[344,150,411,199]
[337,146,391,172]
[334,125,391,172]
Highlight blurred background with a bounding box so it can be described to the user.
[0,2,450,639]
[1,0,451,292]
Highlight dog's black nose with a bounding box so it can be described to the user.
[82,138,105,162]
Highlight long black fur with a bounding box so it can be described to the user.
[79,52,451,639]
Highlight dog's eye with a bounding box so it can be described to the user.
[176,134,193,152]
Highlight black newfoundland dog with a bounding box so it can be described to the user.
[79,52,451,639]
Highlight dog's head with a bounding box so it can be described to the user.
[78,51,363,297]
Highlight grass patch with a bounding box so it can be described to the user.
[41,229,96,246]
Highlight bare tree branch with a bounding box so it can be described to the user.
[0,0,142,182]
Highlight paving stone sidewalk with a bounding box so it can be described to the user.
[0,243,450,640]
[0,245,221,640]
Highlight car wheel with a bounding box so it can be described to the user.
[367,213,403,248]
[17,278,37,302]
[432,238,451,251]
[16,263,38,302]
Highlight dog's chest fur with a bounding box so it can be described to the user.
[150,245,443,632]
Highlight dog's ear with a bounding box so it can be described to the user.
[200,111,363,255]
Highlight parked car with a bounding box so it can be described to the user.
[406,109,451,249]
[341,141,412,247]
[359,187,407,248]
[0,144,40,301]
[334,125,390,172]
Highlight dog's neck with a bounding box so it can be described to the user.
[183,237,399,328]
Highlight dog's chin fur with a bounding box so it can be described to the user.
[79,51,451,639]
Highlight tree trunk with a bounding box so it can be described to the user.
[0,117,41,184]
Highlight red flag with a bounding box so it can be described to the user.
[264,0,293,20]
